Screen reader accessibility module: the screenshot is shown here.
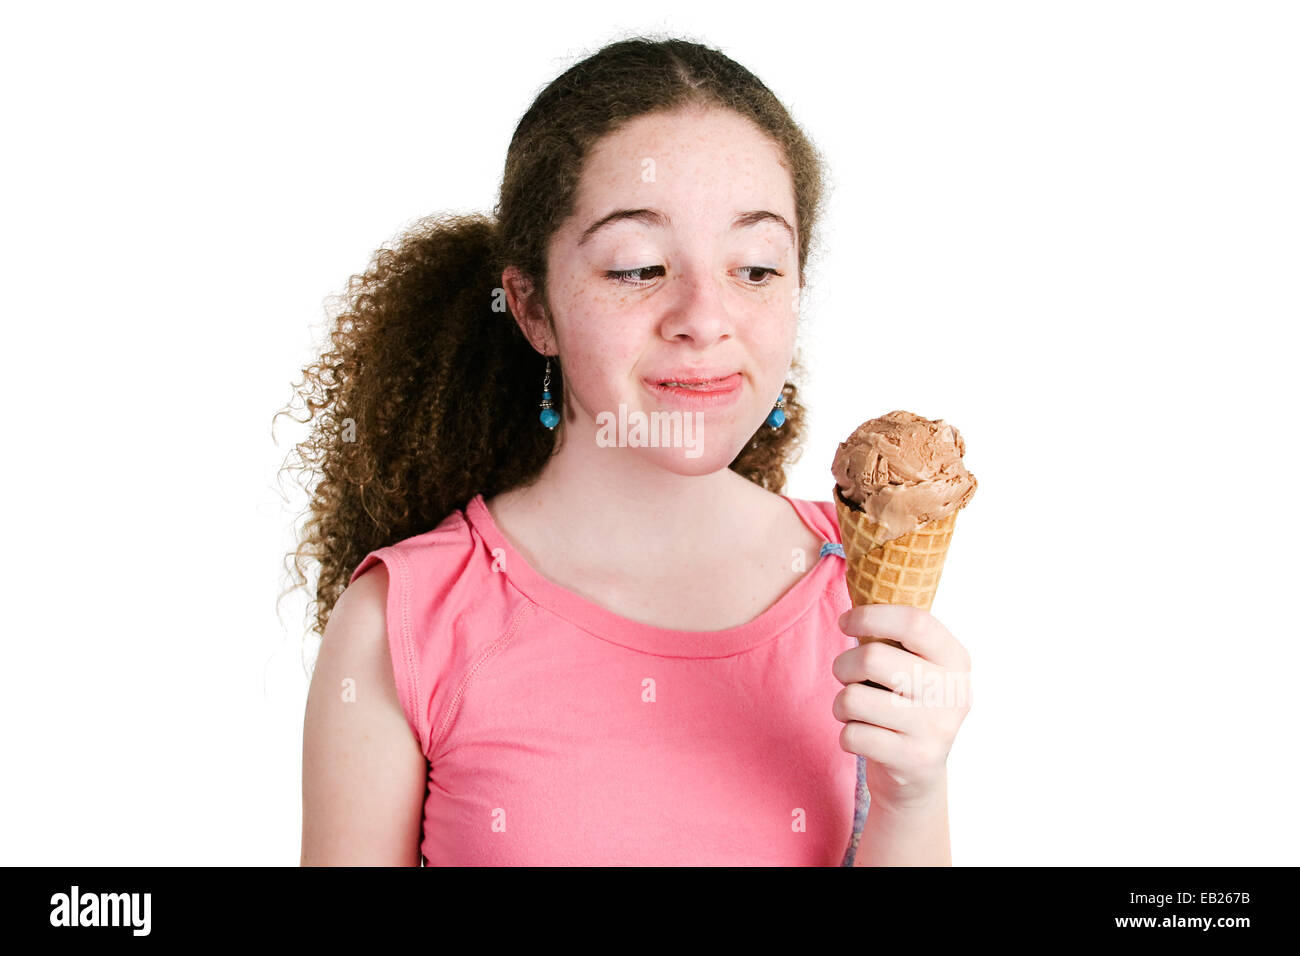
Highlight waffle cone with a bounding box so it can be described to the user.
[833,486,958,636]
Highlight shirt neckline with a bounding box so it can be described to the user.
[463,492,840,658]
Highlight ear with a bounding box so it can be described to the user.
[501,265,554,355]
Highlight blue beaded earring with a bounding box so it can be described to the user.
[765,392,786,428]
[538,357,560,429]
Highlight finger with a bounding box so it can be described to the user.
[833,681,919,734]
[835,640,951,702]
[839,718,906,763]
[838,604,969,670]
[833,638,904,686]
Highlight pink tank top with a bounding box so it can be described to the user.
[348,493,867,865]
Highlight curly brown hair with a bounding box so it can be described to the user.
[274,33,830,640]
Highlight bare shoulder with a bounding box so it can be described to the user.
[300,562,427,866]
[310,564,395,701]
[331,561,390,644]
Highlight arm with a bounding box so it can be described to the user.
[854,772,952,866]
[301,563,429,866]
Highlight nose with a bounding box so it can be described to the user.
[656,265,735,347]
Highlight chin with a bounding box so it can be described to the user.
[590,397,761,470]
[635,443,733,475]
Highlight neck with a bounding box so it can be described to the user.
[500,420,766,568]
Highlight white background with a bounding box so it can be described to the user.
[3,0,1296,866]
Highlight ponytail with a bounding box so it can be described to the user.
[275,213,562,638]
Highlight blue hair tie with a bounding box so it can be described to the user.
[820,541,845,559]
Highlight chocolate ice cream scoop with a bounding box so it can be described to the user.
[831,410,977,545]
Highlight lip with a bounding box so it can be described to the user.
[643,372,744,408]
[646,370,742,386]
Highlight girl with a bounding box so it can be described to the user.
[286,35,971,866]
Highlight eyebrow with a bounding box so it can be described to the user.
[577,208,795,247]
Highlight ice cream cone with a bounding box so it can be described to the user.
[833,485,958,620]
[834,486,957,688]
[830,409,973,680]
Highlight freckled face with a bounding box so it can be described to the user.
[543,106,801,471]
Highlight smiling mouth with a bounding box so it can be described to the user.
[648,373,743,391]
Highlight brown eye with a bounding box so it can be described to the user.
[738,267,783,285]
[606,266,666,285]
